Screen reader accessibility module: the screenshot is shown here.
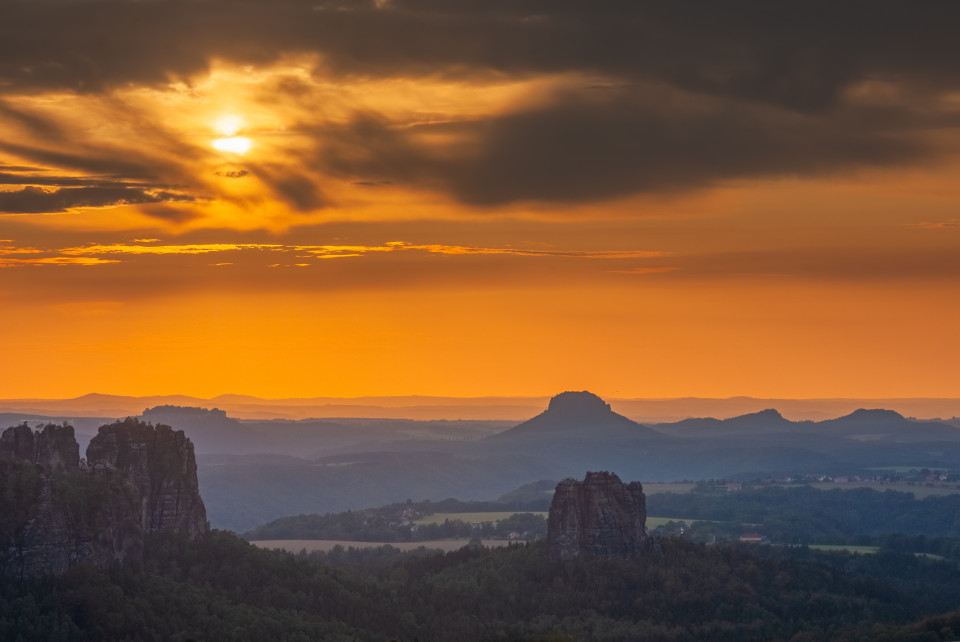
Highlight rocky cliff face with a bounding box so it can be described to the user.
[0,423,80,470]
[547,471,647,559]
[0,419,207,581]
[87,418,208,537]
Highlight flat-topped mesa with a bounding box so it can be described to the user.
[87,418,208,537]
[547,391,612,416]
[547,471,647,560]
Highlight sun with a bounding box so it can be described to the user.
[213,137,252,154]
[212,114,252,155]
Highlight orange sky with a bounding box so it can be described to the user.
[1,1,959,399]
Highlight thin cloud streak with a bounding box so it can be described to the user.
[12,240,668,262]
[0,256,118,267]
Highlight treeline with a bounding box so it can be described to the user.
[6,530,960,641]
[647,485,960,543]
[244,496,548,541]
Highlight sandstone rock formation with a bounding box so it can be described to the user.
[0,423,79,470]
[0,419,207,581]
[547,471,647,559]
[87,418,208,537]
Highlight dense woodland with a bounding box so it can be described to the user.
[4,531,960,641]
[647,485,960,546]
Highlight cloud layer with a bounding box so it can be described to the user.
[1,0,959,214]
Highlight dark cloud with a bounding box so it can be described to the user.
[0,171,157,189]
[215,169,249,179]
[319,87,930,205]
[4,1,960,207]
[0,141,160,180]
[2,1,960,107]
[0,186,193,214]
[247,165,327,211]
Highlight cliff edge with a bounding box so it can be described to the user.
[87,418,207,537]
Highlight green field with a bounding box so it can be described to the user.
[642,483,696,494]
[807,544,880,554]
[646,516,694,528]
[415,511,548,525]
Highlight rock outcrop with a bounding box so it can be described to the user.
[547,471,647,559]
[0,423,80,470]
[87,418,208,537]
[0,419,207,581]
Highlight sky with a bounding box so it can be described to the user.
[1,0,959,400]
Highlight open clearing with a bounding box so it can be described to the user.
[251,539,513,553]
[642,483,696,494]
[646,516,701,528]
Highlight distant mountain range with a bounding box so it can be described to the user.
[3,391,960,422]
[6,390,960,532]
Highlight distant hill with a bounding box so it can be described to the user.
[4,393,960,422]
[139,406,514,457]
[664,408,797,437]
[0,393,549,421]
[487,391,662,441]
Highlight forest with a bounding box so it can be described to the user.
[646,485,960,547]
[4,529,960,641]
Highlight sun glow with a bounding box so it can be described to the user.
[213,137,252,154]
[212,114,252,154]
[215,115,244,136]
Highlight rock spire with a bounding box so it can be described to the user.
[547,471,647,559]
